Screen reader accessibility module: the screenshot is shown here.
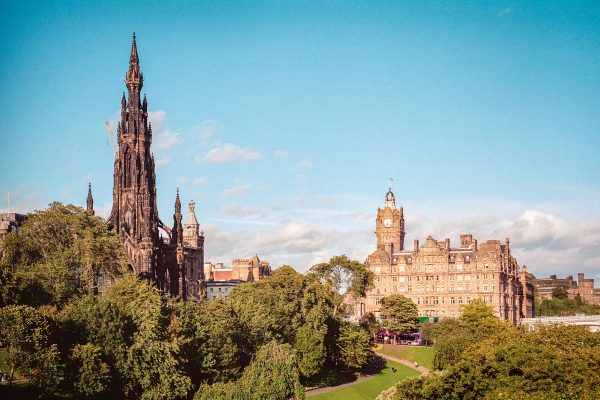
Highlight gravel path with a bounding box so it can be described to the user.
[375,352,431,375]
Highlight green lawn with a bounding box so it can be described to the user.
[377,344,435,370]
[308,360,419,400]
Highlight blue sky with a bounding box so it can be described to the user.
[1,1,599,279]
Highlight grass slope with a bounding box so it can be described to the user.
[378,345,434,370]
[309,360,419,400]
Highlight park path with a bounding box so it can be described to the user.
[375,352,430,376]
[305,373,376,396]
[305,352,428,397]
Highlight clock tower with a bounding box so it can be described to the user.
[375,180,405,258]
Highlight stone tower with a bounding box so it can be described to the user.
[183,200,204,249]
[375,180,405,255]
[86,183,94,215]
[105,34,206,300]
[107,33,160,279]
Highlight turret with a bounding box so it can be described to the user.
[173,188,183,246]
[86,183,94,215]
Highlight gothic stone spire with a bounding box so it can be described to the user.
[86,183,94,215]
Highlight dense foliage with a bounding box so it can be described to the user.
[0,202,125,307]
[0,203,374,399]
[535,287,600,316]
[379,294,419,334]
[379,301,600,400]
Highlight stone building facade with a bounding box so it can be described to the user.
[535,273,600,305]
[99,34,204,299]
[0,212,27,255]
[204,254,271,299]
[353,187,535,325]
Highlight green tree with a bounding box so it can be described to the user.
[392,325,600,400]
[71,343,111,398]
[551,286,569,299]
[428,300,506,370]
[379,294,419,334]
[194,341,305,400]
[176,298,244,384]
[226,266,307,352]
[293,325,326,379]
[359,311,381,341]
[0,202,125,307]
[335,323,372,371]
[0,305,63,392]
[309,255,374,318]
[106,274,192,400]
[418,321,434,346]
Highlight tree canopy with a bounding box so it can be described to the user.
[308,255,373,318]
[0,202,125,307]
[389,325,600,400]
[379,294,419,334]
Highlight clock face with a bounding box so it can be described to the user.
[383,218,392,227]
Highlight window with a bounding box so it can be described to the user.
[457,275,463,281]
[399,276,405,282]
[450,297,455,304]
[458,297,463,304]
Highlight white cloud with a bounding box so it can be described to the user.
[193,120,218,141]
[404,196,600,281]
[222,183,252,198]
[95,201,113,219]
[295,158,313,169]
[0,188,44,213]
[273,150,289,158]
[193,177,207,186]
[201,143,261,164]
[222,202,262,218]
[149,110,179,153]
[155,157,171,170]
[497,6,512,17]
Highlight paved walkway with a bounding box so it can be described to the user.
[375,352,431,375]
[305,353,429,396]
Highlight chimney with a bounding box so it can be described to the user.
[414,239,419,253]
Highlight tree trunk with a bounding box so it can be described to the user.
[8,362,14,385]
